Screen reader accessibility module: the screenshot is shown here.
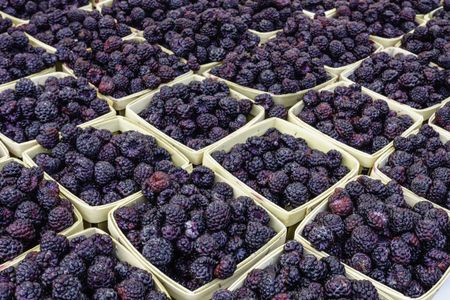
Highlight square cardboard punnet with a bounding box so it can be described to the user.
[0,72,116,158]
[0,2,93,25]
[288,81,424,169]
[227,243,394,300]
[22,116,192,224]
[203,68,338,108]
[0,158,83,268]
[203,118,360,227]
[107,172,287,300]
[295,175,450,300]
[428,99,450,138]
[0,139,8,162]
[125,74,265,165]
[62,36,193,111]
[341,47,448,120]
[371,127,450,216]
[0,228,171,299]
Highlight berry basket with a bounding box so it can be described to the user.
[294,175,450,300]
[107,172,287,300]
[248,28,281,45]
[0,33,57,90]
[62,36,194,111]
[203,68,338,108]
[0,72,116,158]
[0,157,84,267]
[20,4,135,54]
[125,74,265,165]
[0,2,93,26]
[425,5,445,21]
[303,7,338,19]
[226,242,394,300]
[0,228,172,298]
[203,117,360,227]
[95,0,142,35]
[341,47,448,120]
[371,127,450,216]
[0,139,9,162]
[428,99,450,138]
[21,116,192,224]
[288,81,424,169]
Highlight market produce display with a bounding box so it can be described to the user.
[114,166,277,290]
[0,232,169,299]
[302,176,450,297]
[1,0,450,299]
[0,161,76,264]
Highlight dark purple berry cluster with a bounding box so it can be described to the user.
[0,161,76,264]
[17,8,131,53]
[62,38,190,99]
[0,31,56,85]
[303,176,450,298]
[0,76,110,144]
[254,94,288,119]
[143,7,260,71]
[0,0,89,20]
[301,0,335,12]
[401,18,450,70]
[114,166,276,290]
[277,13,376,68]
[210,42,329,95]
[336,0,419,38]
[0,232,169,299]
[212,241,380,300]
[138,78,255,151]
[0,15,12,33]
[348,52,450,109]
[434,102,450,131]
[433,0,450,20]
[298,84,414,154]
[100,0,193,30]
[33,125,183,206]
[381,125,450,209]
[211,128,350,210]
[237,0,304,32]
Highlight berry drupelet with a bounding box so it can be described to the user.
[212,240,380,300]
[0,161,75,264]
[348,51,450,110]
[303,176,450,297]
[211,128,350,210]
[0,0,89,20]
[0,31,56,85]
[33,125,183,206]
[16,8,132,57]
[298,84,414,154]
[275,12,376,68]
[143,7,260,71]
[335,0,420,38]
[114,166,276,290]
[1,232,169,299]
[0,76,110,144]
[381,125,450,210]
[59,37,190,99]
[401,17,450,70]
[138,78,257,150]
